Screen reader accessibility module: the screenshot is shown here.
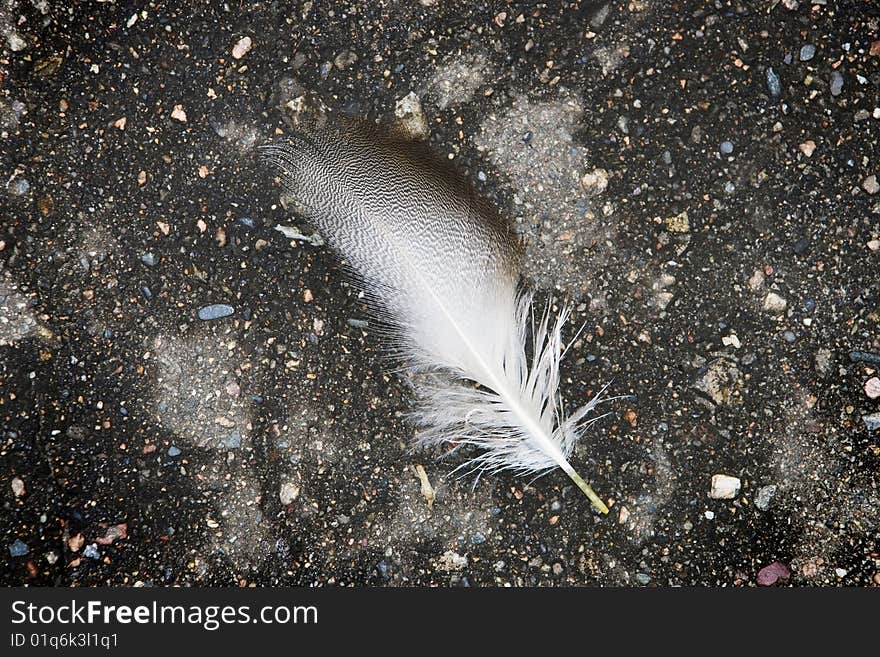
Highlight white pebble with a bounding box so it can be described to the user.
[7,32,27,51]
[748,269,765,290]
[581,168,610,196]
[279,482,300,505]
[763,291,788,314]
[722,334,741,348]
[865,377,880,400]
[232,36,253,60]
[171,105,187,122]
[709,474,741,499]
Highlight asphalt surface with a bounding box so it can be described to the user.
[2,0,879,586]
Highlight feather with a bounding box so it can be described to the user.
[261,125,609,513]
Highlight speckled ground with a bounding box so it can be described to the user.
[1,0,879,586]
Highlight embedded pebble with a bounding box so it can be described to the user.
[279,482,300,505]
[719,141,734,155]
[748,269,765,290]
[766,67,782,97]
[224,430,241,449]
[580,168,609,196]
[709,474,741,499]
[6,32,27,52]
[83,544,100,559]
[757,561,790,586]
[863,412,880,431]
[11,477,25,497]
[171,105,188,122]
[6,539,29,559]
[799,44,816,61]
[232,36,252,59]
[197,304,234,321]
[333,50,358,70]
[763,292,788,314]
[755,485,777,511]
[141,252,158,267]
[862,175,879,195]
[167,445,182,457]
[8,178,30,196]
[393,92,429,140]
[721,334,741,349]
[829,71,844,96]
[798,140,816,157]
[865,377,880,400]
[436,550,468,572]
[664,210,690,233]
[814,348,833,377]
[695,358,743,405]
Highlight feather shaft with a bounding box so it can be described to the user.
[262,126,610,513]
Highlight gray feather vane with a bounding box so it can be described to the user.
[262,126,609,513]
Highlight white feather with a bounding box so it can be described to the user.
[262,126,609,513]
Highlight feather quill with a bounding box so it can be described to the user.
[261,126,609,513]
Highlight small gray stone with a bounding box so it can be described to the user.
[141,252,158,266]
[830,71,844,96]
[799,44,816,61]
[6,32,27,52]
[8,539,29,557]
[167,445,181,457]
[863,412,880,431]
[862,175,879,195]
[333,50,358,71]
[197,304,234,321]
[224,430,241,449]
[720,141,734,155]
[815,348,833,377]
[767,67,782,98]
[393,92,428,140]
[755,485,778,510]
[8,178,29,196]
[83,544,100,559]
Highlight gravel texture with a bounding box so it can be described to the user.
[1,1,879,587]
